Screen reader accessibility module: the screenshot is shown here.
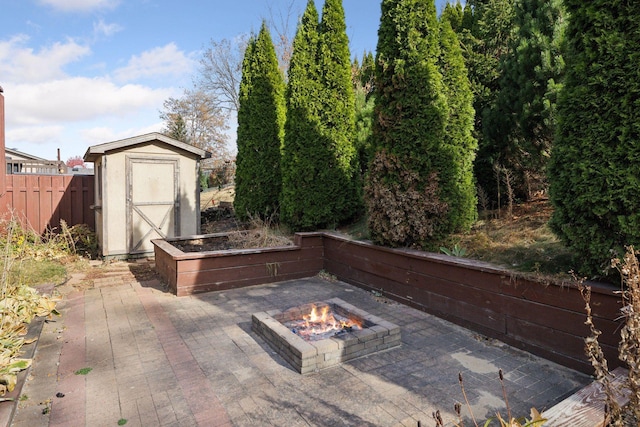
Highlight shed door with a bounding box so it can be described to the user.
[126,157,180,255]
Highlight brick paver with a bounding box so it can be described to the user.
[12,261,591,427]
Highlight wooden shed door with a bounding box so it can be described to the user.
[126,157,180,255]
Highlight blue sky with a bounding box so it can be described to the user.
[1,0,452,164]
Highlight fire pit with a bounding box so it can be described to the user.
[252,298,401,374]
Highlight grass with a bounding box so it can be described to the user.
[74,367,92,375]
[206,188,575,280]
[9,258,67,288]
[341,199,576,280]
[443,200,575,278]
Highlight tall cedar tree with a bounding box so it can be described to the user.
[317,0,361,224]
[440,1,464,32]
[456,0,515,206]
[281,0,360,230]
[234,23,285,220]
[280,1,322,229]
[438,19,477,232]
[548,1,640,275]
[353,53,375,178]
[485,0,565,200]
[365,0,451,248]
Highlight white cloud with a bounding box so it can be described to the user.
[113,43,195,83]
[6,125,65,146]
[7,77,172,126]
[38,0,120,13]
[81,122,163,145]
[93,19,123,38]
[0,35,91,83]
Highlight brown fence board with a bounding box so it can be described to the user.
[4,174,94,234]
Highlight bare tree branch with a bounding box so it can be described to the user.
[266,0,298,75]
[196,37,248,113]
[160,88,230,160]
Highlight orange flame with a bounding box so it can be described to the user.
[296,304,362,339]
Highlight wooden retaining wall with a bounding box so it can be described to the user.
[322,233,621,374]
[153,231,623,374]
[153,233,324,297]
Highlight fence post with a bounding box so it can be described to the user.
[0,86,6,214]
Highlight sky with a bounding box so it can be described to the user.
[1,0,453,165]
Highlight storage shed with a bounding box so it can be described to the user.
[84,133,210,259]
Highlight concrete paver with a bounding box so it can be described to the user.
[12,261,590,427]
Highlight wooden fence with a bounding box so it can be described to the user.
[2,174,94,234]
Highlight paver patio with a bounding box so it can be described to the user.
[11,260,590,426]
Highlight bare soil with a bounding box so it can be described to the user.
[172,236,235,252]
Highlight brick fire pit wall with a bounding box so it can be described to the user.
[252,298,401,374]
[152,232,622,374]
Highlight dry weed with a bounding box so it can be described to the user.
[0,218,60,397]
[579,245,640,426]
[226,214,293,249]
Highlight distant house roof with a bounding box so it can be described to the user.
[83,132,212,162]
[5,147,52,162]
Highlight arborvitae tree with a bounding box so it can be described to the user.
[358,51,375,90]
[316,0,361,224]
[281,0,360,230]
[280,0,322,229]
[234,22,286,220]
[441,1,464,32]
[548,1,640,275]
[365,0,450,248]
[485,0,565,200]
[352,54,375,177]
[438,19,477,232]
[458,0,515,206]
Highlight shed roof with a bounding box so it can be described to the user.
[83,132,211,162]
[5,147,52,162]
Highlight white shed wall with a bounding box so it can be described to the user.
[99,142,200,258]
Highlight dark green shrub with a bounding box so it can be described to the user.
[438,18,477,232]
[234,22,285,220]
[281,0,360,230]
[548,0,640,275]
[366,0,472,247]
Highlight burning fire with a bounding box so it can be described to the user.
[286,304,363,341]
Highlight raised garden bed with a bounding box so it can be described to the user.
[152,232,323,296]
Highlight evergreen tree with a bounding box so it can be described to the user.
[365,0,450,248]
[358,51,375,91]
[280,0,322,229]
[485,0,565,200]
[352,54,375,178]
[317,0,361,223]
[438,19,477,231]
[234,22,286,220]
[163,113,188,143]
[281,0,360,230]
[457,0,515,206]
[548,0,640,275]
[440,1,464,32]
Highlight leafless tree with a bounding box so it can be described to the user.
[266,0,297,75]
[196,36,248,113]
[160,88,230,160]
[195,2,296,112]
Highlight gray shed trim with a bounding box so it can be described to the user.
[83,132,210,162]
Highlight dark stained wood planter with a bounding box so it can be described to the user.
[152,232,324,297]
[152,232,623,375]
